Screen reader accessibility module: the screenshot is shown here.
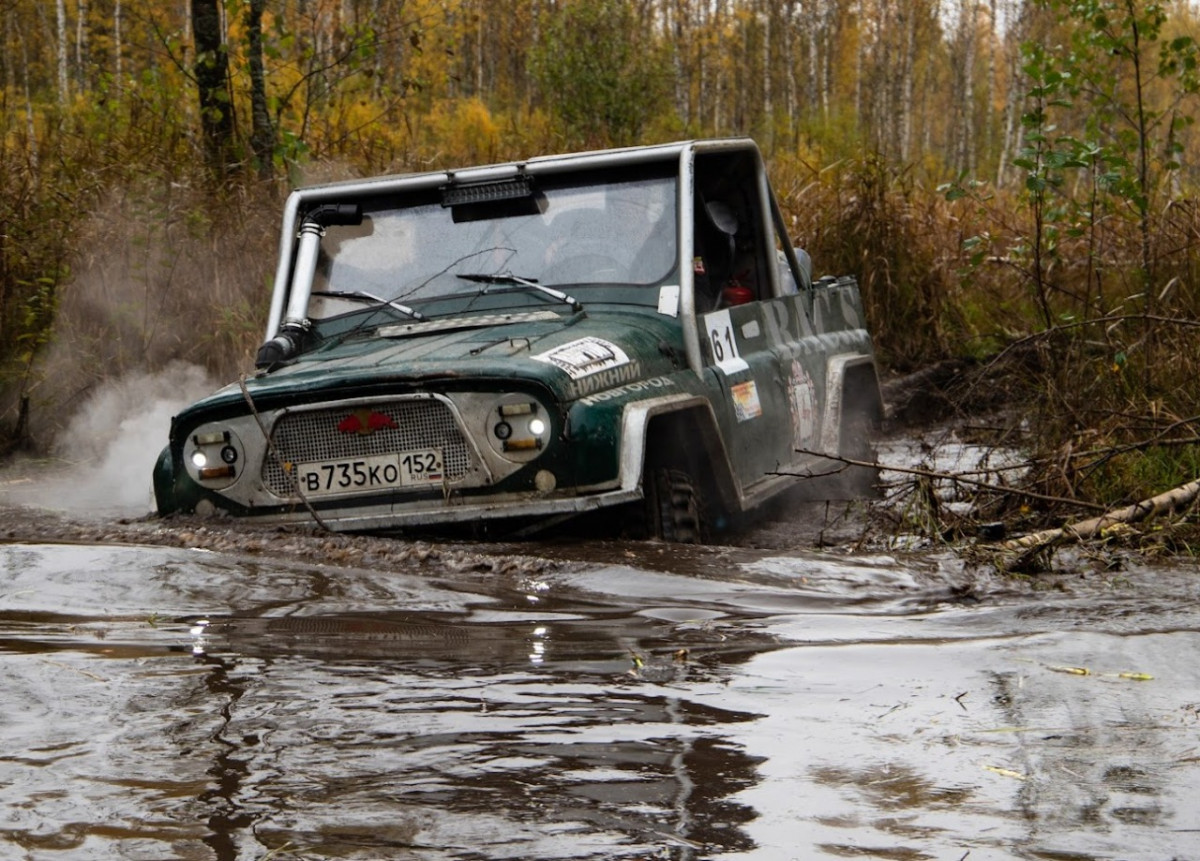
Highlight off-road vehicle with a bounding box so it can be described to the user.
[153,138,882,541]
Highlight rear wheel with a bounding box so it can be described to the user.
[802,380,882,501]
[837,394,883,498]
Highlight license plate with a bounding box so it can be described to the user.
[295,449,443,497]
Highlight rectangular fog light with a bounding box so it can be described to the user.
[199,465,236,480]
[193,431,230,446]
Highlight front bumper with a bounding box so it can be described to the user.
[189,485,644,532]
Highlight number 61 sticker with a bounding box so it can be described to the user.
[703,309,750,374]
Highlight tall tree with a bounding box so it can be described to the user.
[996,0,1031,186]
[75,0,89,87]
[246,0,275,177]
[55,0,68,104]
[114,0,123,98]
[192,0,234,171]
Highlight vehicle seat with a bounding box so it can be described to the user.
[694,200,737,311]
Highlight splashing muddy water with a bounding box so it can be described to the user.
[2,528,1199,860]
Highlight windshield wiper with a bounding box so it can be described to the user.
[456,273,583,313]
[311,289,426,322]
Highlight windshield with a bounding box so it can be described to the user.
[310,171,678,317]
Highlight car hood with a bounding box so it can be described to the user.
[180,308,684,420]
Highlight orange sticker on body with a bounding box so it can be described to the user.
[731,380,762,422]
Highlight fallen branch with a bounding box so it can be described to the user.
[786,449,1107,513]
[1002,477,1200,553]
[1069,434,1200,473]
[977,313,1200,374]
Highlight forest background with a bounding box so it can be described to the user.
[2,0,1199,527]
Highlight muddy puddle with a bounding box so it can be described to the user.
[2,528,1200,860]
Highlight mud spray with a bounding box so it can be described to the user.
[0,183,278,519]
[4,363,217,517]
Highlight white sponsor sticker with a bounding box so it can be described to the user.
[532,337,630,379]
[702,309,749,374]
[657,284,680,317]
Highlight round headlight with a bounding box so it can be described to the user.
[185,426,244,489]
[486,395,552,463]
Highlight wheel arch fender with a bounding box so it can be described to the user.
[152,445,177,514]
[617,394,741,513]
[819,354,884,456]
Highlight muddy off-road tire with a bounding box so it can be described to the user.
[795,387,882,503]
[645,467,706,543]
[839,405,882,498]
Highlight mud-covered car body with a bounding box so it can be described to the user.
[153,138,882,539]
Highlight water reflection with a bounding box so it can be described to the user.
[186,610,767,857]
[2,542,1200,859]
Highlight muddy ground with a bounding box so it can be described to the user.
[0,375,1159,585]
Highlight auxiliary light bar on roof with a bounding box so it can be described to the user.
[440,176,537,208]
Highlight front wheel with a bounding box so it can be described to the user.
[644,466,706,543]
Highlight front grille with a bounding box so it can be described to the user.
[262,399,472,497]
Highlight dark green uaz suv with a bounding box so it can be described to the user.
[154,138,882,541]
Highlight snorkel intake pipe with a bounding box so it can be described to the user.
[256,204,362,369]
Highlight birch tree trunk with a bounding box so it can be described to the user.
[823,2,836,121]
[985,0,997,174]
[854,2,864,135]
[997,0,1028,188]
[762,0,772,139]
[368,0,381,100]
[56,0,69,104]
[872,1,888,155]
[699,0,711,130]
[901,0,916,162]
[782,0,796,127]
[712,0,724,132]
[18,19,38,172]
[958,0,977,175]
[1003,478,1200,555]
[807,4,820,119]
[476,2,485,96]
[114,0,123,98]
[75,0,89,89]
[670,0,687,125]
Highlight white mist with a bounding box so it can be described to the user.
[22,363,218,516]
